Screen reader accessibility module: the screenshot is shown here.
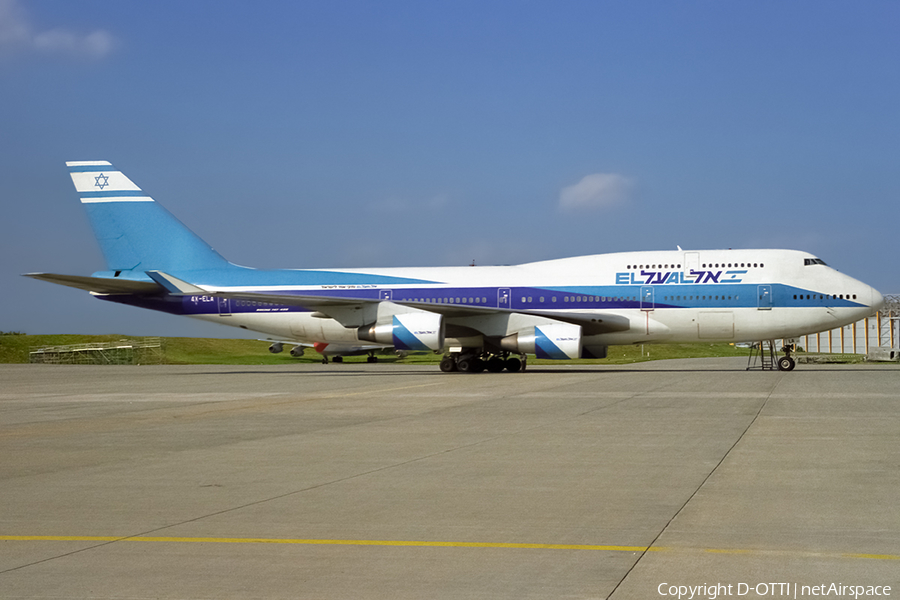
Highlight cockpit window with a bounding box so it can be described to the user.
[804,258,827,266]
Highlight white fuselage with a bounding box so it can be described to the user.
[184,249,883,351]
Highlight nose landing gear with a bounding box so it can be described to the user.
[776,342,796,371]
[747,340,796,371]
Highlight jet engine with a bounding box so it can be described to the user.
[358,313,444,351]
[500,323,582,360]
[268,342,284,354]
[290,345,305,357]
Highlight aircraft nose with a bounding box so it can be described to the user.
[870,287,885,312]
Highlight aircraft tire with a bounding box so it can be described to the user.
[457,358,475,373]
[367,355,378,363]
[333,356,343,363]
[439,357,458,372]
[777,356,795,371]
[486,356,505,373]
[505,357,522,373]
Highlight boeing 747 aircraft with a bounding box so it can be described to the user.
[25,161,884,372]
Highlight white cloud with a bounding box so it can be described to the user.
[559,173,634,211]
[0,0,29,47]
[0,0,115,59]
[33,28,115,59]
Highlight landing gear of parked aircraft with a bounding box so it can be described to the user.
[777,344,796,371]
[440,352,526,374]
[747,340,796,371]
[456,357,484,373]
[486,356,505,373]
[777,356,795,371]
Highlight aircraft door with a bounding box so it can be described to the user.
[498,288,510,309]
[757,285,773,310]
[641,286,655,311]
[684,252,700,276]
[217,297,232,316]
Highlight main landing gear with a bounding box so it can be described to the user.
[440,351,527,374]
[747,340,796,371]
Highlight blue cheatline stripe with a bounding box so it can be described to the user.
[391,316,431,351]
[534,327,568,360]
[68,164,112,172]
[80,190,150,198]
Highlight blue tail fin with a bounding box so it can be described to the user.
[68,161,232,272]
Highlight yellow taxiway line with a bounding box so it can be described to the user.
[1,535,899,560]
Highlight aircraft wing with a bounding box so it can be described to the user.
[148,271,631,335]
[146,271,379,309]
[505,309,630,334]
[23,273,162,294]
[399,301,630,334]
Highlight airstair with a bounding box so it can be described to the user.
[746,340,777,371]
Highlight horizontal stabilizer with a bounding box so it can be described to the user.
[23,273,161,294]
[145,271,208,295]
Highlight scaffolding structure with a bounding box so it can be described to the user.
[29,338,164,365]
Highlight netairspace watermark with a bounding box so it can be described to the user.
[658,583,892,600]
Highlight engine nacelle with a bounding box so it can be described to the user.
[358,313,444,351]
[289,345,305,357]
[268,342,284,354]
[501,323,582,360]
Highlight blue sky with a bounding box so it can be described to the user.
[2,1,898,337]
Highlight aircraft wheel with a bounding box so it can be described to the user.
[457,358,475,373]
[777,356,795,371]
[486,356,505,373]
[367,355,378,363]
[505,357,522,373]
[332,356,343,363]
[439,357,458,372]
